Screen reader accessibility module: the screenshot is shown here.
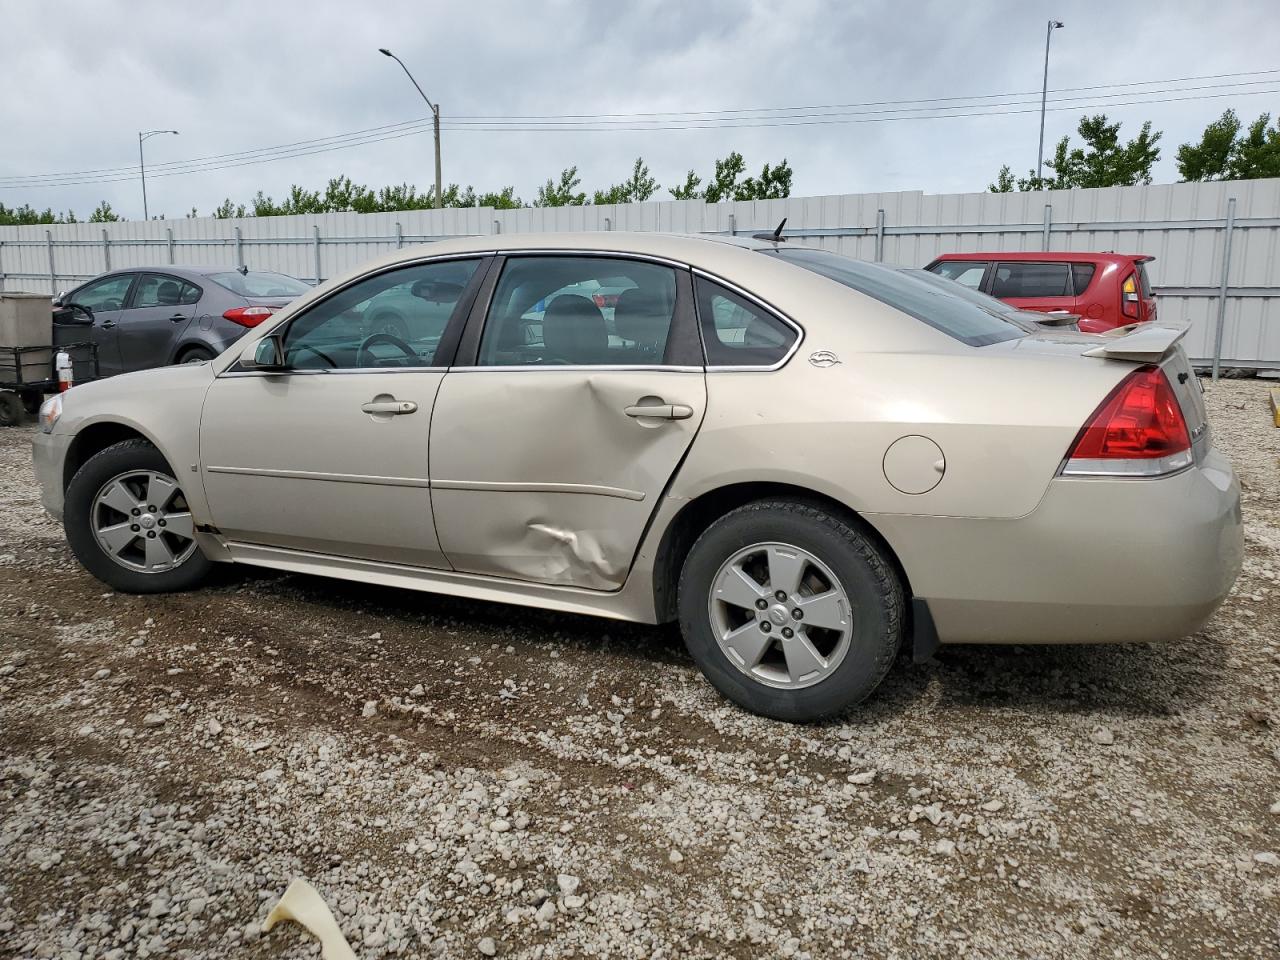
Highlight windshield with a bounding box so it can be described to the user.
[767,248,1025,347]
[209,271,310,298]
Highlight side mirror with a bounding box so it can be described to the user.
[52,294,65,307]
[240,335,286,370]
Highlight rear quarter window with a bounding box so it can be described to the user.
[771,248,1024,347]
[1071,263,1096,296]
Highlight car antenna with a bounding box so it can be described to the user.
[237,264,248,276]
[752,217,787,243]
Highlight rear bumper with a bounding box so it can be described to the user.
[32,430,71,522]
[871,446,1243,644]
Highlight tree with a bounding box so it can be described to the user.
[88,201,121,222]
[593,157,659,205]
[212,198,246,219]
[1176,110,1241,181]
[535,166,587,207]
[0,202,65,226]
[989,114,1162,191]
[667,152,794,201]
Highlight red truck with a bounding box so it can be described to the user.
[924,252,1157,333]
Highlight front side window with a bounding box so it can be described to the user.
[930,260,987,289]
[769,247,1024,347]
[133,274,200,308]
[280,259,480,370]
[990,262,1072,298]
[478,257,678,366]
[72,274,134,312]
[695,278,798,367]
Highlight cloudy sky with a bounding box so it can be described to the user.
[2,0,1278,219]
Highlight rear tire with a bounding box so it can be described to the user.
[677,499,904,721]
[64,439,212,593]
[0,392,24,426]
[177,346,216,365]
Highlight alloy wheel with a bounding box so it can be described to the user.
[90,470,197,573]
[707,541,853,689]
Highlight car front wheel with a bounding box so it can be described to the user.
[677,499,904,721]
[64,439,212,593]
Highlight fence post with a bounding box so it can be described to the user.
[1041,203,1052,251]
[46,229,56,294]
[395,222,403,249]
[874,209,886,262]
[102,229,111,271]
[604,216,612,231]
[1212,196,1237,382]
[312,225,322,285]
[0,240,5,292]
[728,213,736,237]
[166,227,174,265]
[492,219,501,235]
[234,226,244,268]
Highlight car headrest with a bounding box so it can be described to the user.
[542,295,608,363]
[613,288,671,353]
[156,281,181,306]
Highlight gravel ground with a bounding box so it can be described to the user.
[1,378,1278,960]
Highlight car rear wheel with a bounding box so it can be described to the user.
[677,499,904,721]
[64,439,212,593]
[177,346,215,364]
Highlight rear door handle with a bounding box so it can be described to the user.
[624,403,694,420]
[169,313,187,323]
[361,400,418,415]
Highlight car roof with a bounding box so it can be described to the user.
[101,265,292,278]
[931,251,1152,264]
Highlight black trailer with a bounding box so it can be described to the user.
[0,341,100,426]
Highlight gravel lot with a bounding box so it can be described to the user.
[1,378,1277,960]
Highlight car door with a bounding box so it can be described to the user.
[117,273,201,372]
[988,261,1076,319]
[198,256,488,568]
[429,254,707,590]
[66,273,136,377]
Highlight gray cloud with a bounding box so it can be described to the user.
[3,0,1278,219]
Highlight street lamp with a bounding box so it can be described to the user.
[379,47,442,209]
[138,129,179,220]
[1036,20,1064,186]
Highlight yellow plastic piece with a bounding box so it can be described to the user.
[262,879,356,960]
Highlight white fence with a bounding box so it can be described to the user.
[2,178,1278,367]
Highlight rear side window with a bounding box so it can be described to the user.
[770,248,1024,347]
[990,262,1072,298]
[1071,264,1096,296]
[133,274,201,308]
[929,260,987,289]
[695,278,797,367]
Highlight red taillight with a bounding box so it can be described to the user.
[1062,366,1192,477]
[222,305,276,327]
[1121,273,1139,319]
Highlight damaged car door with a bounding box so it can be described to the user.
[429,254,707,589]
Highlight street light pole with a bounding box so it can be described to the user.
[1037,20,1064,186]
[138,129,179,220]
[379,48,442,209]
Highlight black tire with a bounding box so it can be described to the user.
[176,346,215,364]
[21,391,43,416]
[677,499,904,722]
[0,392,24,426]
[64,439,212,593]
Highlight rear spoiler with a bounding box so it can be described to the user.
[1082,323,1188,362]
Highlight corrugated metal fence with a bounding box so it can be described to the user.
[1,178,1277,367]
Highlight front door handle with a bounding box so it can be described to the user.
[361,399,418,415]
[624,403,694,420]
[100,320,116,329]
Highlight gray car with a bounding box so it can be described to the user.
[55,266,310,377]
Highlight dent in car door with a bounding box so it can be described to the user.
[429,255,706,590]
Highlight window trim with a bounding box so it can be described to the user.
[691,268,804,372]
[453,250,703,370]
[220,253,492,376]
[126,272,202,310]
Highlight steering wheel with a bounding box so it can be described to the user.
[290,343,338,368]
[357,332,418,367]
